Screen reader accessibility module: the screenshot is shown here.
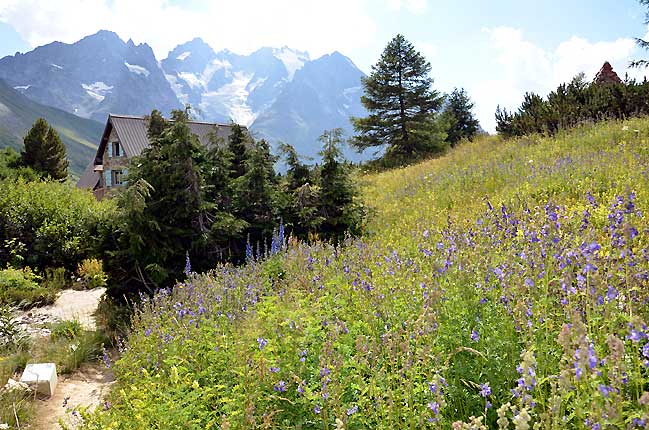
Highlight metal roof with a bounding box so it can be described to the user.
[76,161,100,189]
[77,114,244,189]
[110,114,236,157]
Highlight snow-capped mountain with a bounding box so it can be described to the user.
[0,31,367,160]
[161,38,310,126]
[0,30,181,121]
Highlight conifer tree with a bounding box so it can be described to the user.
[146,109,167,140]
[233,139,277,244]
[318,129,363,241]
[227,124,249,179]
[277,142,321,237]
[442,88,480,145]
[351,34,446,163]
[21,118,69,180]
[107,109,212,291]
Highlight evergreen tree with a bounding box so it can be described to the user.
[227,124,249,179]
[107,109,213,293]
[277,142,321,238]
[632,0,649,68]
[318,129,363,241]
[351,34,446,163]
[21,118,69,180]
[233,140,277,245]
[442,88,480,145]
[146,109,167,140]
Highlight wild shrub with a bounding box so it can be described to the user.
[75,259,107,290]
[0,179,115,273]
[0,267,57,308]
[50,320,83,341]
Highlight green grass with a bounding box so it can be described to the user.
[79,119,649,429]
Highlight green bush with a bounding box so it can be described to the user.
[0,306,29,353]
[75,258,107,290]
[0,267,57,308]
[50,320,83,341]
[0,178,116,273]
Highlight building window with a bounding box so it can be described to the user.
[112,169,124,186]
[107,141,121,158]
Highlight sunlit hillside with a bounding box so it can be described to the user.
[80,119,649,429]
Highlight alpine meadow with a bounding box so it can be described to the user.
[1,3,649,430]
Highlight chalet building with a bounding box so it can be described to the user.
[594,61,623,85]
[77,114,241,199]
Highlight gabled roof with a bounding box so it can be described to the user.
[594,61,623,85]
[77,114,243,190]
[76,161,100,189]
[107,114,236,158]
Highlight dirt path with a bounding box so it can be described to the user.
[14,288,115,429]
[30,288,106,330]
[32,363,115,429]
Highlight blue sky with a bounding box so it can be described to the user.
[1,0,648,131]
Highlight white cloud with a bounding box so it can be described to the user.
[0,0,378,60]
[473,27,645,132]
[416,41,438,61]
[386,0,428,14]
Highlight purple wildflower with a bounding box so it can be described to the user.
[257,337,268,350]
[346,405,358,416]
[314,405,321,414]
[471,330,479,342]
[274,380,286,392]
[598,384,612,398]
[479,382,492,397]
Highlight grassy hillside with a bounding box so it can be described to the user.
[0,79,103,177]
[82,119,649,429]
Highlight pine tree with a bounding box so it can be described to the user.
[442,88,480,146]
[318,129,363,241]
[21,118,69,180]
[351,34,446,163]
[632,0,649,68]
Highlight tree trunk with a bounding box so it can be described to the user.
[397,47,408,154]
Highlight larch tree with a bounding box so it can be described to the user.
[351,34,446,163]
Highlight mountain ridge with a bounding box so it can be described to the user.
[0,30,369,162]
[0,78,103,177]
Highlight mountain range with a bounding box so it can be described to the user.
[0,30,369,163]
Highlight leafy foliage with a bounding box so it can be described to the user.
[0,179,115,273]
[0,147,39,181]
[0,266,57,308]
[351,34,447,165]
[76,258,108,290]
